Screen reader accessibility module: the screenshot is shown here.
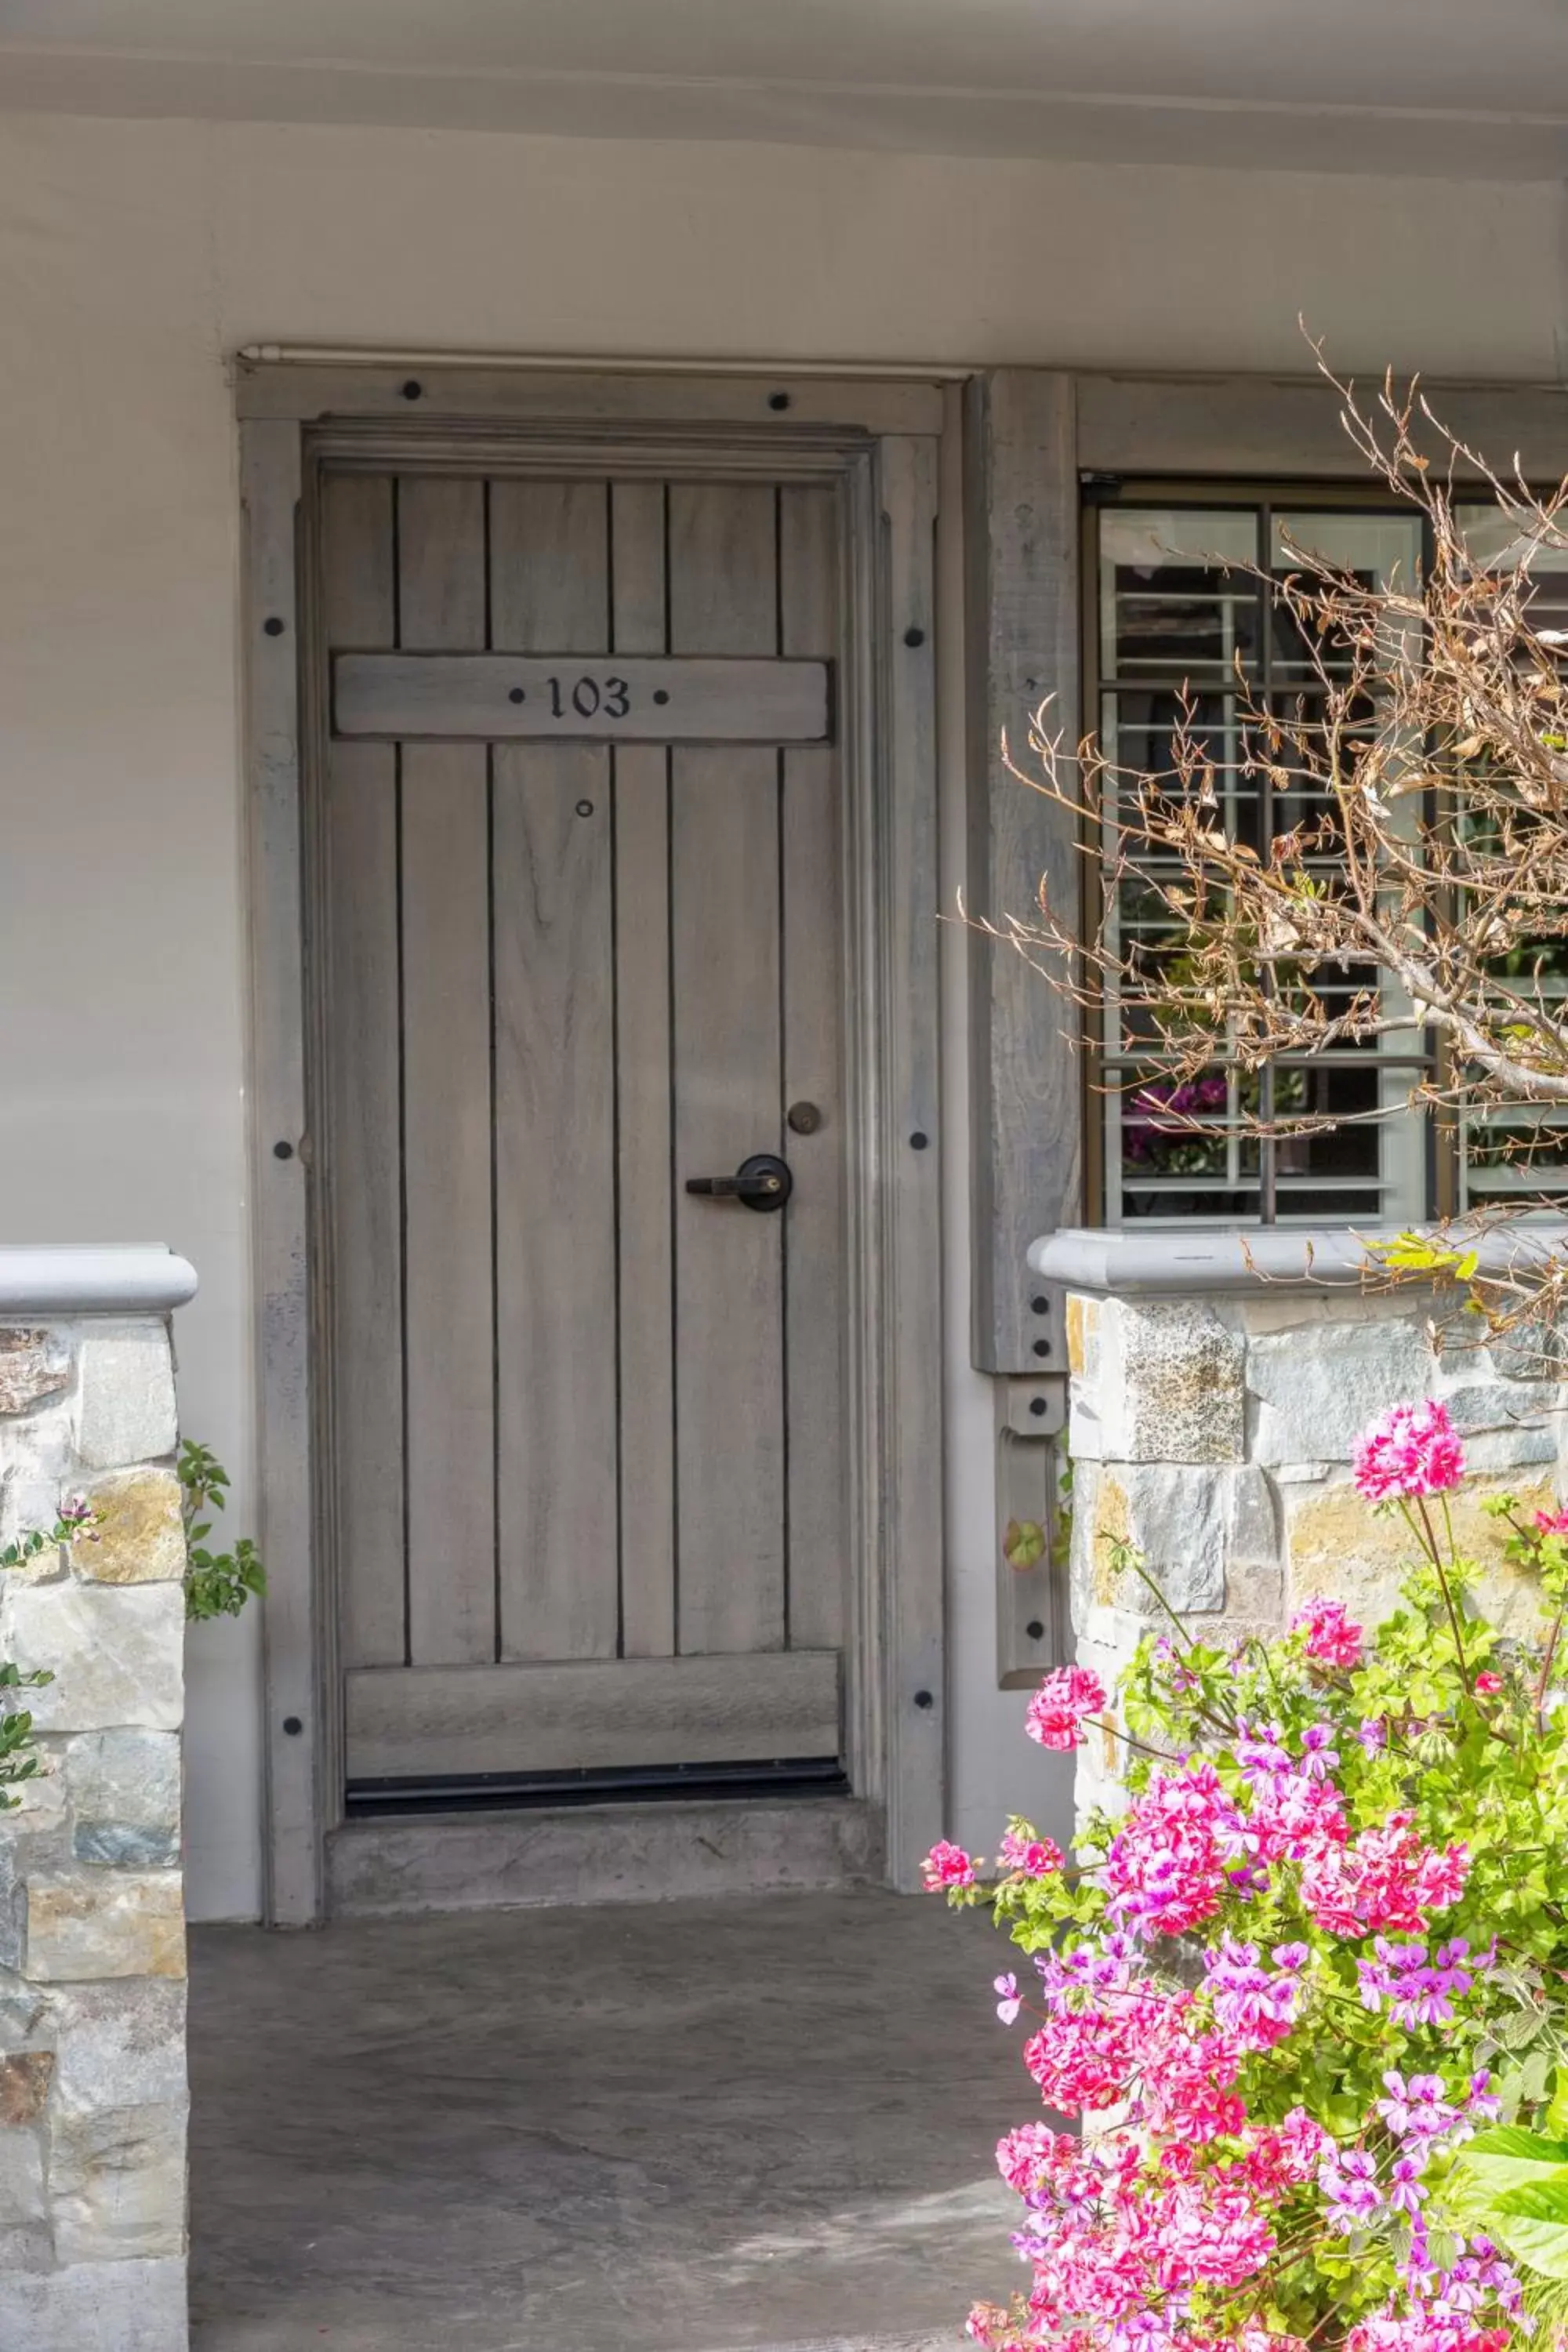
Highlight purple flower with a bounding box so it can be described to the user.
[1388,2154,1428,2216]
[994,1973,1022,2026]
[1357,1717,1388,1752]
[1319,2146,1381,2234]
[1299,1722,1341,1781]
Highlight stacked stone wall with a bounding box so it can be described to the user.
[1064,1283,1563,1823]
[0,1315,188,2350]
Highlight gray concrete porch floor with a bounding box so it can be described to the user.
[188,1889,1025,2352]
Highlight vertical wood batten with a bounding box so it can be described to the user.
[611,481,677,1660]
[779,483,848,1657]
[964,372,1083,1373]
[397,477,497,1667]
[490,481,619,1661]
[875,434,945,1886]
[243,419,321,1926]
[321,475,405,1672]
[669,482,786,1655]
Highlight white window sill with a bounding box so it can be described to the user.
[1029,1223,1568,1296]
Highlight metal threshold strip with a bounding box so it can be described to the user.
[345,1755,850,1819]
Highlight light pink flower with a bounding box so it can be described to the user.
[1291,1598,1365,1671]
[994,1973,1022,2024]
[920,1839,975,1891]
[1025,1664,1106,1751]
[996,1826,1065,1878]
[1352,1399,1465,1504]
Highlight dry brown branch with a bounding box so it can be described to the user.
[988,350,1568,1304]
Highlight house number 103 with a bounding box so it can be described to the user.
[545,673,632,719]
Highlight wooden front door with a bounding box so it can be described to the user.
[317,459,849,1803]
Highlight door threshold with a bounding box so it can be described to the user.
[344,1755,850,1817]
[324,1793,884,1918]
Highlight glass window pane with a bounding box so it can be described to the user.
[1094,500,1432,1232]
[1100,510,1260,683]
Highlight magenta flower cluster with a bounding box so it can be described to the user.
[921,1396,1555,2352]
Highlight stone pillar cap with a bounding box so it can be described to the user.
[0,1246,198,1314]
[1030,1221,1568,1296]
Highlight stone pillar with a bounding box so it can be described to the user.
[1030,1229,1566,1825]
[0,1247,198,2351]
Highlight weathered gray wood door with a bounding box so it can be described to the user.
[317,461,848,1800]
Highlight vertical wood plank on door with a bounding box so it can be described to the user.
[321,474,405,1669]
[610,483,677,1657]
[397,476,496,1667]
[668,484,786,1655]
[490,482,619,1661]
[779,485,848,1653]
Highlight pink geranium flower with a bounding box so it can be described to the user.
[1352,1399,1465,1503]
[1534,1506,1568,1536]
[1025,1664,1107,1751]
[1291,1598,1365,1671]
[1473,1671,1504,1697]
[996,1827,1065,1878]
[920,1839,975,1891]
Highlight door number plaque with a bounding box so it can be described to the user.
[333,654,831,745]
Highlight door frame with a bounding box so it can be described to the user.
[239,362,946,1926]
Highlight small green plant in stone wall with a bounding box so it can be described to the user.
[0,1496,95,1809]
[179,1440,266,1622]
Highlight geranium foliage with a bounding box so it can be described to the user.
[931,1401,1568,2352]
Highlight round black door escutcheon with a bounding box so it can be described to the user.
[575,800,594,818]
[768,390,791,411]
[509,687,525,704]
[904,626,926,648]
[273,1141,294,1160]
[1025,1620,1045,1640]
[401,379,423,401]
[909,1131,929,1150]
[1031,1294,1050,1314]
[913,1688,935,1710]
[263,615,285,637]
[1029,1396,1048,1417]
[786,1101,822,1135]
[653,688,670,706]
[282,1716,303,1736]
[1033,1338,1052,1359]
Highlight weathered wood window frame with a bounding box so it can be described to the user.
[967,371,1568,1373]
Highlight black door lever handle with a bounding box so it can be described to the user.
[684,1152,793,1212]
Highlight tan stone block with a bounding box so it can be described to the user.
[71,1468,184,1585]
[0,2052,53,2125]
[0,1329,72,1417]
[24,1875,185,1984]
[1066,1293,1098,1378]
[1285,1474,1557,1633]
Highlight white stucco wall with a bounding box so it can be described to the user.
[2,108,1564,1918]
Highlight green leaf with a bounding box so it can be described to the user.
[1491,2215,1568,2280]
[1501,2183,1568,2223]
[1003,1518,1047,1572]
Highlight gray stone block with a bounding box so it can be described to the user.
[1,1582,183,1732]
[49,1981,186,2111]
[1107,1301,1247,1465]
[68,1733,180,1870]
[6,2256,189,2350]
[1248,1314,1438,1465]
[74,1326,177,1472]
[0,2119,50,2270]
[49,2097,187,2262]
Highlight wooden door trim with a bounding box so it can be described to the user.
[241,387,946,1922]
